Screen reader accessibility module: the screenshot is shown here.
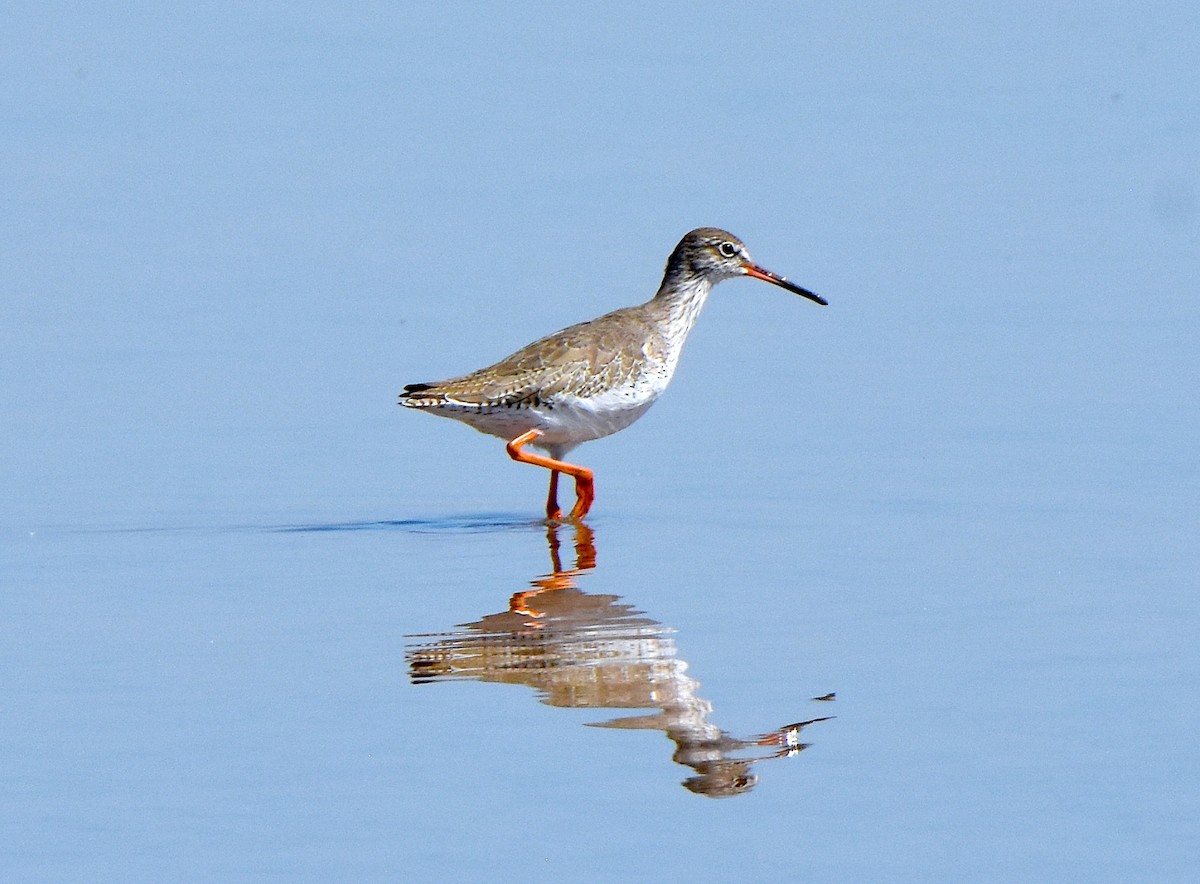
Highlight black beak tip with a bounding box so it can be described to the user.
[790,283,828,306]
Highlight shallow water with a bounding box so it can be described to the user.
[4,3,1199,881]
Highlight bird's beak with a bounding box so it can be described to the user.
[743,263,828,306]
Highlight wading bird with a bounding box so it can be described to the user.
[400,228,827,519]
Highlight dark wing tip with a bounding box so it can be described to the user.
[400,382,443,407]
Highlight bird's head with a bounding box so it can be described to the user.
[665,227,827,306]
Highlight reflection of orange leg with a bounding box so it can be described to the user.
[509,588,550,621]
[506,430,595,520]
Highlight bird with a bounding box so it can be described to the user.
[399,227,827,520]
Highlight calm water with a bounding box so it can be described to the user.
[3,3,1198,881]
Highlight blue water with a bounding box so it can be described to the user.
[3,3,1198,881]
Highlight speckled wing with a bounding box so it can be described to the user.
[400,305,663,411]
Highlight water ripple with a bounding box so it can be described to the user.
[272,513,552,534]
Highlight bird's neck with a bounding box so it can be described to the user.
[649,273,713,345]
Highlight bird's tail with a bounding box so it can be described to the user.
[399,382,442,407]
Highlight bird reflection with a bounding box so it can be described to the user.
[405,521,832,798]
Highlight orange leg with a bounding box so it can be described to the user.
[545,470,561,521]
[506,430,595,520]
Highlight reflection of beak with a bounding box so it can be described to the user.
[744,263,828,306]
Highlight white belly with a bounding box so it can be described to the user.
[435,383,662,457]
[533,388,659,450]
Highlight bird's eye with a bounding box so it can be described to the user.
[717,241,738,258]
